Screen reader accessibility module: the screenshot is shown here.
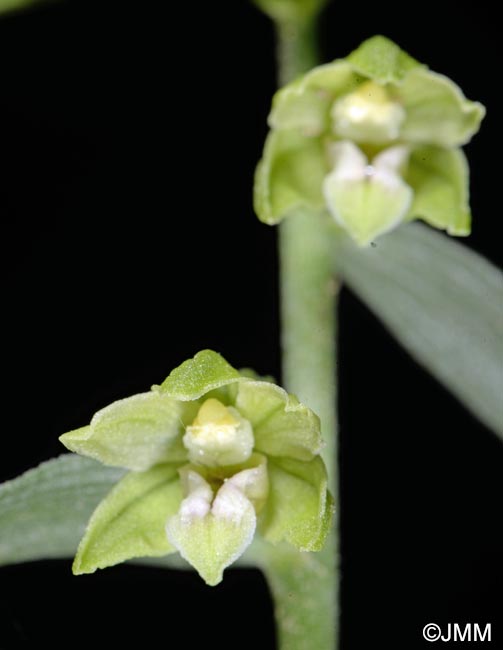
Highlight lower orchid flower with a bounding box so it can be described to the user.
[59,350,333,585]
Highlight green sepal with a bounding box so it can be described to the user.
[259,456,331,551]
[406,146,471,235]
[73,464,182,575]
[346,35,421,84]
[398,68,485,147]
[159,349,241,400]
[59,392,189,471]
[254,129,326,225]
[235,380,323,460]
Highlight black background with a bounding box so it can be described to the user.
[0,1,501,647]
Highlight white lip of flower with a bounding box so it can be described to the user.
[165,457,269,585]
[331,81,406,144]
[183,398,254,467]
[323,140,413,246]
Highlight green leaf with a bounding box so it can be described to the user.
[73,464,182,575]
[60,391,188,471]
[260,456,331,551]
[0,455,125,567]
[235,380,323,460]
[347,35,421,84]
[337,222,503,438]
[406,146,470,235]
[398,68,485,147]
[159,349,241,400]
[254,130,326,225]
[166,470,256,586]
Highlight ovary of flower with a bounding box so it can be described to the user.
[183,398,254,466]
[331,81,405,144]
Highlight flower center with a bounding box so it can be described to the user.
[183,398,254,467]
[331,81,405,144]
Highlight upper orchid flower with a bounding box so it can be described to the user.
[255,35,485,245]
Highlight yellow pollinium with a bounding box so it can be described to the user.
[184,398,254,467]
[331,80,405,144]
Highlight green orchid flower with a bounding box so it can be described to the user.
[59,350,333,586]
[255,35,485,246]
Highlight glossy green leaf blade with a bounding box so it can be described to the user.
[0,455,125,567]
[337,222,503,437]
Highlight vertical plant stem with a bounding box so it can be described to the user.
[279,211,338,486]
[276,19,319,86]
[260,16,340,650]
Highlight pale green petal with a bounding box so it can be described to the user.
[406,146,471,235]
[73,464,182,575]
[259,456,331,551]
[159,349,241,400]
[346,35,421,84]
[269,60,357,135]
[323,141,413,246]
[59,392,189,471]
[398,68,485,147]
[166,472,256,586]
[254,130,326,225]
[235,381,323,460]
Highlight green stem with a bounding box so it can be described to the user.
[279,211,338,486]
[261,16,340,650]
[275,19,319,86]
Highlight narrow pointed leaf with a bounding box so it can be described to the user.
[337,222,503,438]
[0,455,125,567]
